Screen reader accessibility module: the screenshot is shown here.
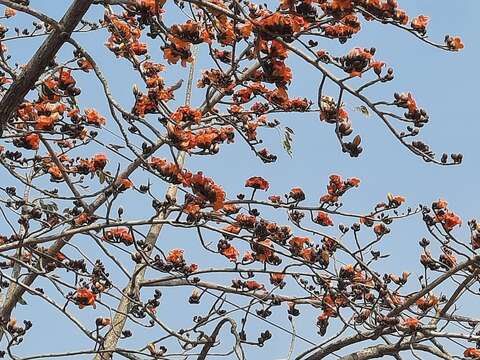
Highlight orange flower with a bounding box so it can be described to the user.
[289,236,311,249]
[314,212,334,226]
[373,223,388,236]
[104,227,134,246]
[270,273,286,286]
[220,245,239,262]
[239,22,253,38]
[48,166,63,181]
[370,61,384,74]
[332,0,353,11]
[74,288,96,309]
[119,178,133,191]
[78,58,93,72]
[130,42,148,55]
[464,348,480,359]
[35,115,57,130]
[4,7,16,18]
[300,247,316,262]
[243,251,254,262]
[93,154,108,171]
[75,212,94,226]
[186,172,225,211]
[183,202,201,216]
[245,176,269,191]
[244,280,264,291]
[411,15,429,32]
[166,248,184,264]
[387,193,406,206]
[415,294,438,311]
[24,133,40,150]
[223,203,239,215]
[85,109,106,126]
[59,69,76,88]
[402,317,420,330]
[223,224,241,234]
[437,211,462,231]
[171,106,202,124]
[406,93,417,113]
[347,177,360,187]
[289,188,305,201]
[446,35,464,51]
[254,239,274,263]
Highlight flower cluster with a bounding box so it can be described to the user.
[103,227,134,246]
[320,174,360,203]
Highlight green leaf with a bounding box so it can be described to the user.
[354,105,370,117]
[98,171,105,184]
[282,128,294,158]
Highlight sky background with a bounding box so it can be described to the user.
[2,1,480,359]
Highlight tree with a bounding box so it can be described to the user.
[0,0,475,359]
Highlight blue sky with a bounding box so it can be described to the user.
[2,1,480,359]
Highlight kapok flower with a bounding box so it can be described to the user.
[402,317,420,330]
[73,288,96,309]
[464,348,480,359]
[245,176,269,191]
[24,133,40,150]
[171,106,202,124]
[35,115,57,130]
[289,187,305,201]
[270,273,286,287]
[244,280,264,291]
[4,7,16,18]
[446,35,464,51]
[220,245,239,262]
[85,109,106,126]
[48,166,63,181]
[314,212,334,226]
[411,15,429,32]
[93,154,108,171]
[166,248,184,265]
[103,227,133,245]
[118,178,133,191]
[415,294,438,311]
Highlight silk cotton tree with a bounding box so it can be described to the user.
[0,0,476,360]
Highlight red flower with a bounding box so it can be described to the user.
[103,227,133,246]
[245,176,269,191]
[402,318,420,330]
[244,280,264,291]
[93,154,108,171]
[171,106,202,124]
[445,35,464,51]
[85,109,106,126]
[24,133,40,150]
[220,245,239,262]
[131,42,148,55]
[73,288,96,309]
[464,348,480,359]
[289,187,305,201]
[411,15,429,32]
[314,212,334,226]
[269,273,286,286]
[415,294,438,311]
[289,236,311,249]
[166,248,184,264]
[118,178,133,191]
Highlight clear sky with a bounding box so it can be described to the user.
[2,1,480,359]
